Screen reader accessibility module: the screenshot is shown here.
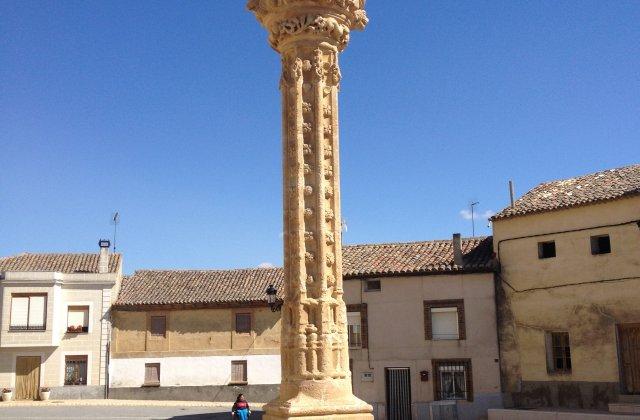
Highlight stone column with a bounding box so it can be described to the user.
[247,1,372,419]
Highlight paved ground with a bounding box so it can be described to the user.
[0,404,264,419]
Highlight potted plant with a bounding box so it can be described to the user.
[39,387,50,401]
[1,388,12,402]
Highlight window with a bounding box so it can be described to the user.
[235,313,252,334]
[546,332,571,373]
[230,360,247,384]
[10,294,46,331]
[64,355,88,385]
[424,300,466,340]
[431,307,459,340]
[67,306,89,333]
[150,316,166,337]
[144,363,160,386]
[591,235,611,255]
[433,360,473,401]
[538,241,556,259]
[347,312,362,348]
[365,279,381,292]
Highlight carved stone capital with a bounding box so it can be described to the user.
[247,0,368,52]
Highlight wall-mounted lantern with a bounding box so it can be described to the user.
[265,284,282,312]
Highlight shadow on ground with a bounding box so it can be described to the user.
[170,411,263,419]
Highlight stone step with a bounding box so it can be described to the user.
[619,395,640,404]
[609,403,640,415]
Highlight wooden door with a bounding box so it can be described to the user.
[15,356,40,400]
[619,324,640,394]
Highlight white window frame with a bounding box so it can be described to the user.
[431,307,459,340]
[66,302,92,334]
[10,294,47,331]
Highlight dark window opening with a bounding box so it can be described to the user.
[235,313,252,334]
[150,316,166,337]
[538,241,556,259]
[591,235,611,255]
[433,359,473,401]
[546,331,571,373]
[365,279,381,292]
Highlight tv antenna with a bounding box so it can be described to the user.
[470,201,479,237]
[110,211,120,252]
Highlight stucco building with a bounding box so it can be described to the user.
[0,240,121,399]
[109,237,503,419]
[492,163,640,411]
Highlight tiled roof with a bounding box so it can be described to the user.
[0,253,121,274]
[116,267,285,307]
[342,236,493,278]
[115,237,493,307]
[492,164,640,220]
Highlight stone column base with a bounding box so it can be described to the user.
[264,414,373,420]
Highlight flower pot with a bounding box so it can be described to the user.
[2,391,12,402]
[40,391,50,401]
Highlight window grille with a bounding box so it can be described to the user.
[65,356,88,386]
[546,331,571,373]
[231,360,247,384]
[10,295,46,331]
[235,313,252,333]
[150,316,166,337]
[433,360,473,401]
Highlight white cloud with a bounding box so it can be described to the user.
[258,262,275,268]
[460,209,495,220]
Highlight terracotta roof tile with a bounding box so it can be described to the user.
[492,164,640,220]
[115,237,493,307]
[0,253,121,274]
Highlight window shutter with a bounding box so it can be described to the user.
[150,316,166,337]
[231,361,247,383]
[545,332,554,373]
[10,297,29,327]
[28,296,46,328]
[235,313,251,333]
[68,307,89,328]
[431,308,459,340]
[145,363,160,384]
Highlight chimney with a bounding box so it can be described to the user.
[98,239,111,274]
[509,180,515,208]
[452,233,464,267]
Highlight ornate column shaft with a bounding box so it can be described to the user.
[248,1,372,419]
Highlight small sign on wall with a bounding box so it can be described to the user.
[361,372,374,382]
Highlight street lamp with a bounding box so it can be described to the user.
[265,284,282,312]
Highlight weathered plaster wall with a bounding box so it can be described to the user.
[109,354,281,388]
[493,196,640,409]
[111,307,281,357]
[344,272,502,419]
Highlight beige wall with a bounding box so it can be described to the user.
[343,272,501,409]
[0,284,111,388]
[493,196,640,390]
[112,306,281,358]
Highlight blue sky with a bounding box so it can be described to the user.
[2,1,638,274]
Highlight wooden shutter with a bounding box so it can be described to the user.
[231,361,247,383]
[150,316,166,337]
[144,363,160,385]
[235,313,251,333]
[545,332,554,373]
[10,296,29,328]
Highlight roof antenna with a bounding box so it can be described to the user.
[509,180,515,208]
[470,201,479,237]
[110,211,120,252]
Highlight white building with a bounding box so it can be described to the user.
[0,241,122,399]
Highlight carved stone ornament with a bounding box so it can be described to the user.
[247,1,372,419]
